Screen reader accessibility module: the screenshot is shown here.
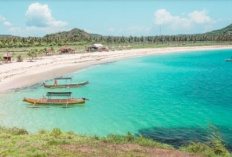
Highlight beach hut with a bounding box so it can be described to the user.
[45,49,54,56]
[3,52,11,63]
[58,46,75,54]
[87,44,109,52]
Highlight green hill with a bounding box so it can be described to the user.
[206,24,232,35]
[44,28,101,38]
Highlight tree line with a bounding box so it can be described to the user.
[0,34,232,48]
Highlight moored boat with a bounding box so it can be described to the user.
[23,92,88,107]
[43,77,89,88]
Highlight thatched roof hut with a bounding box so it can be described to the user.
[3,52,11,63]
[58,46,75,54]
[45,49,54,56]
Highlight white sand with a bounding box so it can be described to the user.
[1,45,232,93]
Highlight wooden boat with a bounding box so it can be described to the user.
[23,92,88,107]
[43,77,89,88]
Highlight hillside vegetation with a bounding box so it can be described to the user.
[0,126,231,157]
[206,24,232,35]
[0,23,232,49]
[44,28,91,39]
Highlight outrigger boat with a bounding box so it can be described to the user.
[43,77,89,88]
[23,92,88,108]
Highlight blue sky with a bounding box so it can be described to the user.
[0,0,232,37]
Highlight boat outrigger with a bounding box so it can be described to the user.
[43,77,89,88]
[23,92,88,107]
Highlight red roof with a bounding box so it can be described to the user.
[58,46,74,51]
[46,49,54,53]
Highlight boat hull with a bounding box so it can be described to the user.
[43,81,89,88]
[23,98,86,105]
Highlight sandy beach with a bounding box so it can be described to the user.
[1,45,232,93]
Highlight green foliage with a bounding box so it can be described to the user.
[180,141,231,157]
[181,123,231,157]
[25,150,47,157]
[93,134,99,140]
[100,133,174,150]
[51,46,54,51]
[17,54,23,62]
[9,127,28,135]
[50,128,62,137]
[27,49,38,61]
[0,125,230,157]
[126,132,135,141]
[206,24,232,35]
[38,129,46,134]
[27,52,33,61]
[47,139,70,145]
[0,24,232,49]
[133,134,174,149]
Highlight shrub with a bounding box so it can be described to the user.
[50,128,62,137]
[9,127,28,135]
[17,54,23,62]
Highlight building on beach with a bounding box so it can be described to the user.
[58,46,75,54]
[3,52,11,63]
[86,44,109,52]
[45,49,54,56]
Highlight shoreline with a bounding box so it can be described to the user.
[1,45,232,94]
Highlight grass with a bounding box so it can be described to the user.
[180,122,232,157]
[0,126,231,157]
[0,126,174,157]
[180,140,231,157]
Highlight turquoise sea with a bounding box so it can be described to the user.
[1,49,232,149]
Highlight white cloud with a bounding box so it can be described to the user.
[25,2,68,28]
[8,26,68,37]
[154,9,176,25]
[3,21,11,26]
[0,14,12,27]
[189,10,213,24]
[108,27,114,32]
[154,9,214,30]
[0,15,6,21]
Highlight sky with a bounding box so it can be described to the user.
[0,0,232,37]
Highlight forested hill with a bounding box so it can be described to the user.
[44,28,101,38]
[205,24,232,35]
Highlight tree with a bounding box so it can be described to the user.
[38,49,44,59]
[17,54,23,62]
[27,52,33,61]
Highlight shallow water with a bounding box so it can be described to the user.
[1,49,232,148]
